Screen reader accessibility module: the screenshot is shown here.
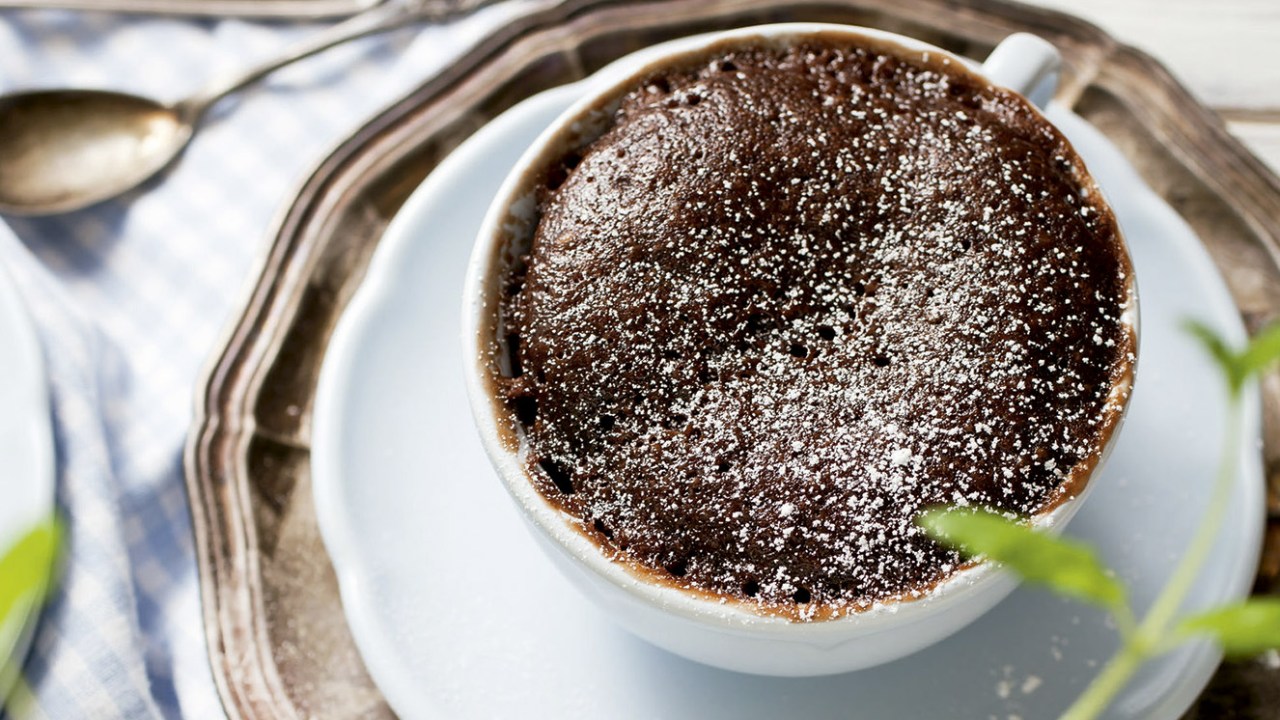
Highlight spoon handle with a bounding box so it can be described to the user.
[174,0,462,121]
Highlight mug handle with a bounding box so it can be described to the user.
[981,33,1062,109]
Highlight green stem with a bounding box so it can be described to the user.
[1138,397,1241,636]
[1062,394,1244,720]
[4,674,37,717]
[1061,643,1149,720]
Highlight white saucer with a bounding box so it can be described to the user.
[0,248,56,701]
[312,82,1265,718]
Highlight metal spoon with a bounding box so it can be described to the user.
[0,0,469,216]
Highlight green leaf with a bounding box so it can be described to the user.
[1177,599,1280,658]
[1238,323,1280,385]
[0,520,60,631]
[919,507,1125,609]
[1184,319,1244,393]
[1184,319,1280,396]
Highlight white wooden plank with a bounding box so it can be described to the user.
[1229,120,1280,176]
[1023,0,1280,111]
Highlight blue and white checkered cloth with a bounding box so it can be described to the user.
[0,6,513,716]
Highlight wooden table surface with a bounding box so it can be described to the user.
[1027,0,1280,175]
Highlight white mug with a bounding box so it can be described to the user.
[462,23,1135,677]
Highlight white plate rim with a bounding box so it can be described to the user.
[0,250,57,700]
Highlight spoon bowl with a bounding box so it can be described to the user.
[0,91,191,214]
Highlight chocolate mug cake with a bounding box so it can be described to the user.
[478,31,1136,622]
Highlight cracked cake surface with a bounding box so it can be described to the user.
[487,35,1135,620]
